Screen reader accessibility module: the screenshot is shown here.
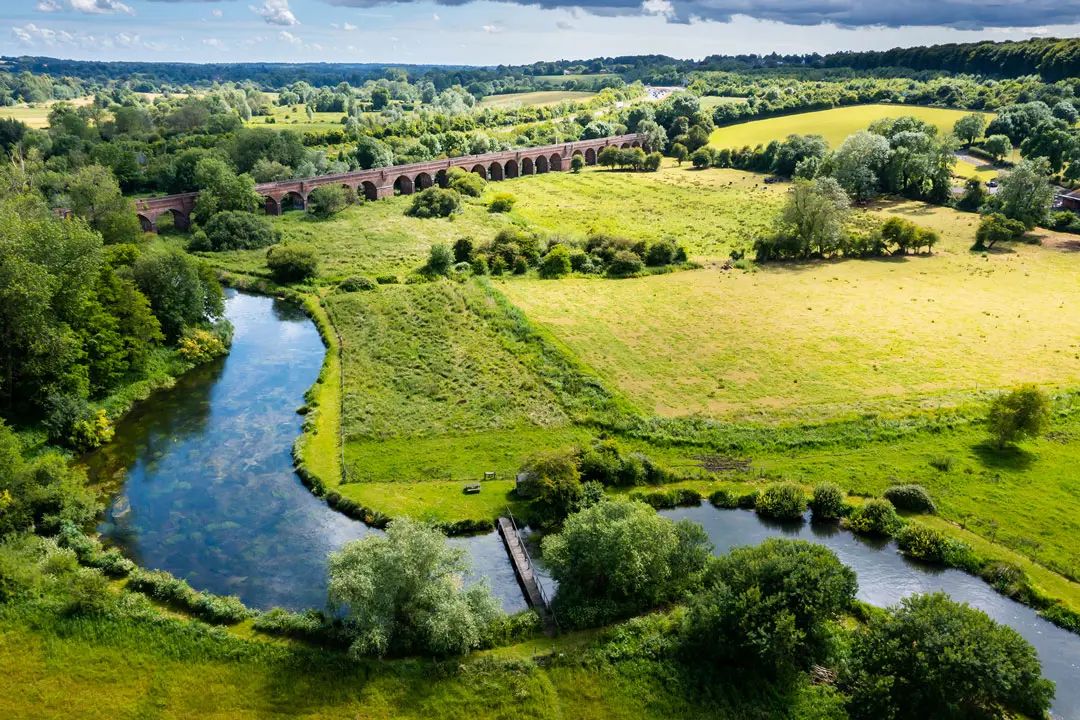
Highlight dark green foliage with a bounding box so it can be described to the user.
[307,185,348,218]
[846,498,903,537]
[644,239,680,266]
[843,593,1054,720]
[325,492,390,528]
[265,243,318,283]
[644,152,662,171]
[452,236,475,263]
[987,384,1051,449]
[538,245,571,279]
[883,484,936,514]
[253,608,349,647]
[629,487,702,509]
[518,448,582,525]
[709,488,739,509]
[738,490,760,509]
[134,250,224,341]
[684,539,857,676]
[191,158,261,223]
[691,148,713,168]
[375,274,399,284]
[0,422,98,537]
[955,176,988,212]
[65,164,142,245]
[406,187,462,219]
[197,211,281,251]
[577,441,675,487]
[606,250,645,278]
[973,212,1026,250]
[755,482,807,520]
[543,499,712,628]
[570,154,585,173]
[426,243,453,276]
[810,483,845,522]
[353,136,393,169]
[338,276,377,292]
[483,227,542,267]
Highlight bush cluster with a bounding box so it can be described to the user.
[488,192,517,213]
[846,498,903,537]
[883,484,937,514]
[126,568,251,624]
[446,167,486,197]
[338,276,377,292]
[57,522,135,577]
[896,522,978,570]
[810,482,846,522]
[754,482,807,520]
[325,492,391,528]
[628,487,702,509]
[579,441,680,487]
[405,187,462,219]
[266,243,318,283]
[177,326,230,364]
[192,211,281,251]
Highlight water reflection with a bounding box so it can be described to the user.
[85,290,525,614]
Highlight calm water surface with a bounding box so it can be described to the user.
[85,290,526,613]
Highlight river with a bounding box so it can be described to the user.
[83,289,1079,718]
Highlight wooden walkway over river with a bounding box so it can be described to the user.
[497,515,555,634]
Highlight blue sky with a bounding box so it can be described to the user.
[3,0,1078,66]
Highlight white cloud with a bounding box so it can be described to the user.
[482,24,504,33]
[202,38,228,50]
[239,35,267,46]
[251,0,298,26]
[211,8,223,17]
[556,20,575,29]
[11,23,157,50]
[343,22,357,30]
[278,30,302,44]
[641,0,674,17]
[35,0,134,16]
[433,13,439,20]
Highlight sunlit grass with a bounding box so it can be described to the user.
[478,90,597,108]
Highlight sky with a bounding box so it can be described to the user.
[2,0,1080,66]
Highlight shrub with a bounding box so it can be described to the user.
[254,608,344,645]
[691,148,713,168]
[645,239,679,266]
[512,256,528,275]
[198,211,281,251]
[307,185,347,218]
[629,488,702,509]
[570,154,585,173]
[928,454,954,471]
[644,152,662,172]
[406,187,462,219]
[709,488,739,509]
[810,482,845,522]
[452,236,475,263]
[44,394,114,451]
[568,249,596,273]
[896,522,977,569]
[446,167,486,197]
[606,250,645,278]
[177,327,229,364]
[543,499,712,627]
[974,212,1026,250]
[426,243,453,276]
[518,448,583,525]
[684,539,857,675]
[883,484,936,514]
[127,568,251,624]
[339,276,377,292]
[846,498,903,537]
[471,255,489,276]
[755,482,807,520]
[987,384,1051,449]
[375,274,399,284]
[488,192,517,213]
[490,255,507,275]
[266,243,318,283]
[539,245,572,279]
[738,490,760,509]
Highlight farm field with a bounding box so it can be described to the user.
[244,103,350,132]
[501,209,1080,421]
[709,104,993,151]
[0,96,95,128]
[699,96,750,108]
[532,74,608,85]
[478,90,597,108]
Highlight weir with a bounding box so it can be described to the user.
[497,514,555,634]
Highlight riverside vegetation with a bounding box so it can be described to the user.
[4,40,1080,719]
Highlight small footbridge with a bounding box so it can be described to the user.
[497,511,556,635]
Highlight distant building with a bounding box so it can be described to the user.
[1057,189,1080,211]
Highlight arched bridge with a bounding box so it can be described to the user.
[135,133,647,232]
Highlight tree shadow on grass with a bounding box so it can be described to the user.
[971,441,1036,472]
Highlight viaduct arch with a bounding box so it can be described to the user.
[135,134,647,231]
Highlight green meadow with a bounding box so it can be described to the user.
[478,90,598,107]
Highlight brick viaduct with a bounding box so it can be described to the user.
[134,133,646,232]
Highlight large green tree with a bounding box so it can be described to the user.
[843,592,1054,720]
[542,499,712,627]
[191,158,261,223]
[778,176,851,257]
[327,519,503,657]
[65,164,142,245]
[992,157,1055,228]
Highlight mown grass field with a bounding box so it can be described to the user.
[244,103,350,132]
[699,96,750,109]
[479,90,597,108]
[501,205,1080,421]
[708,104,993,150]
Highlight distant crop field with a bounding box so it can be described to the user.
[699,96,750,109]
[0,96,95,128]
[532,74,611,85]
[502,207,1080,421]
[710,104,994,151]
[245,103,348,132]
[479,90,597,108]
